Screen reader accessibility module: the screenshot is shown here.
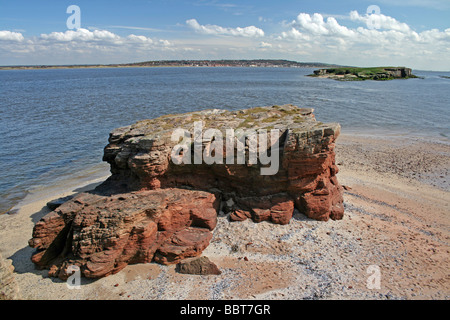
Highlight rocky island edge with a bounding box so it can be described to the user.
[308,66,418,81]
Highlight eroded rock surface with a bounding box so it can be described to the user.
[29,104,344,279]
[30,189,218,279]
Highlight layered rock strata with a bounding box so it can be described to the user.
[29,104,344,279]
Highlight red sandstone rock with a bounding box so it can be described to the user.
[29,189,219,279]
[29,105,344,279]
[229,193,294,224]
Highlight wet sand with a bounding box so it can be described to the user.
[0,133,448,300]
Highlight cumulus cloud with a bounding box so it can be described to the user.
[349,10,411,33]
[34,28,173,49]
[0,28,174,65]
[288,13,356,38]
[259,41,273,48]
[35,28,171,47]
[40,28,120,42]
[126,34,154,44]
[0,30,24,41]
[274,11,450,69]
[280,28,310,41]
[1,10,449,70]
[282,11,450,46]
[186,19,264,37]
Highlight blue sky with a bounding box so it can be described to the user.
[1,0,449,70]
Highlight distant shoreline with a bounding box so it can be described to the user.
[2,60,449,72]
[0,59,341,70]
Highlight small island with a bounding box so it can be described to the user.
[308,66,418,81]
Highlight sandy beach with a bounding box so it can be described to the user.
[0,132,449,300]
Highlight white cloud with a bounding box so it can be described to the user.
[126,34,154,44]
[280,28,310,41]
[158,39,172,46]
[37,28,171,48]
[0,28,175,65]
[290,13,356,37]
[0,30,24,41]
[1,10,449,70]
[259,41,272,48]
[284,11,450,46]
[349,10,411,33]
[186,19,264,37]
[295,13,330,35]
[40,28,121,42]
[276,11,450,70]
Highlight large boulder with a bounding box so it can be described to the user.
[29,104,344,279]
[29,189,219,279]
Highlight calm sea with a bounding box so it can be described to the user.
[1,67,449,212]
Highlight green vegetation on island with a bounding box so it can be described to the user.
[308,66,418,81]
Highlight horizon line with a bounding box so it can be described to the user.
[0,59,448,72]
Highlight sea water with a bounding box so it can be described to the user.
[1,67,449,212]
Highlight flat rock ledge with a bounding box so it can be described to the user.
[29,104,344,279]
